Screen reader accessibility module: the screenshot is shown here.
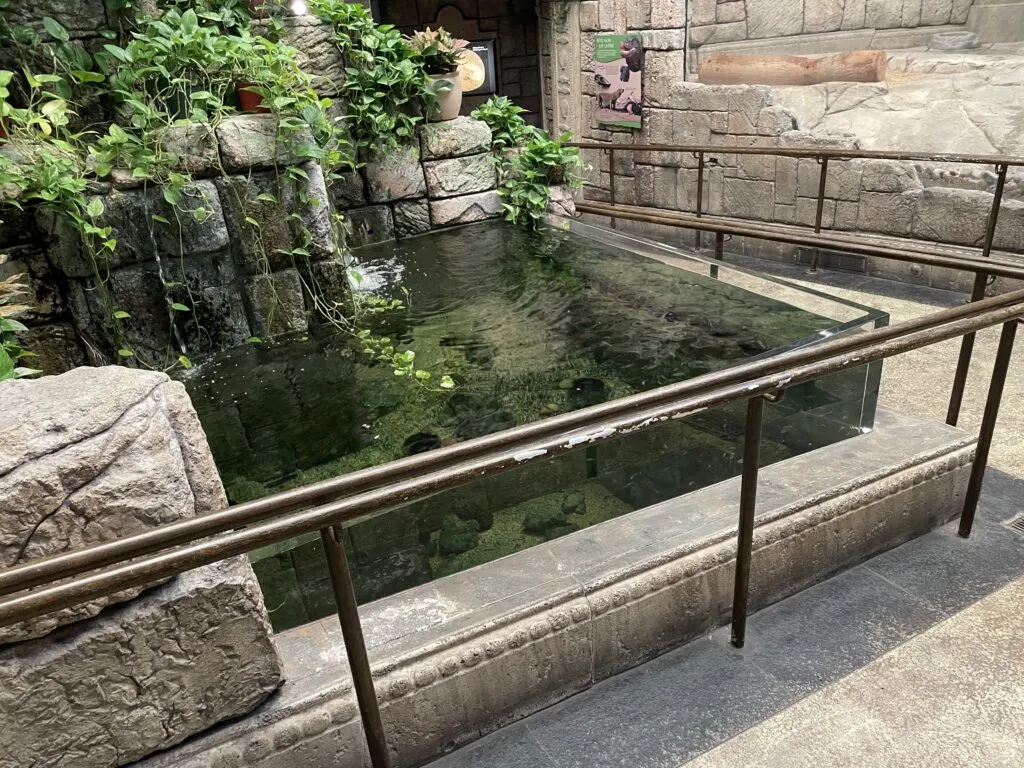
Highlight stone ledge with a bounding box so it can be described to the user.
[136,409,975,768]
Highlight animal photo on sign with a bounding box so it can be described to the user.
[593,34,643,128]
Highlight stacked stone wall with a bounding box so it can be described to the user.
[1,116,502,376]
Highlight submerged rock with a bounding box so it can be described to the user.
[438,515,480,556]
[569,377,608,409]
[560,490,587,517]
[523,507,568,535]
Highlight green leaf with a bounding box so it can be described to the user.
[117,348,134,358]
[191,207,208,223]
[170,303,190,312]
[42,17,70,43]
[178,355,192,369]
[151,214,170,224]
[439,375,455,389]
[162,188,183,206]
[85,197,104,219]
[1,317,28,333]
[112,310,130,320]
[0,347,16,381]
[247,336,263,344]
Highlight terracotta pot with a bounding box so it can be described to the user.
[238,83,269,113]
[429,72,462,122]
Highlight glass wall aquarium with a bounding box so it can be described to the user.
[183,219,888,631]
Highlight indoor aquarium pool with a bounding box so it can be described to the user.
[184,219,888,631]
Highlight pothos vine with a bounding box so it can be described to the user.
[0,3,454,388]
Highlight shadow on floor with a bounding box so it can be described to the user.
[428,468,1024,768]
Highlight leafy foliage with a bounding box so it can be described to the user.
[472,97,584,227]
[0,272,39,381]
[470,96,533,153]
[405,27,467,76]
[309,0,435,154]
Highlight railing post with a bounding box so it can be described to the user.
[946,163,1009,426]
[694,151,705,251]
[710,231,724,279]
[958,320,1017,538]
[808,156,830,273]
[608,147,617,230]
[321,525,392,768]
[731,395,765,649]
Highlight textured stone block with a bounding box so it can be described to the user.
[548,186,578,218]
[365,145,427,203]
[723,178,776,220]
[331,173,366,209]
[923,0,955,25]
[419,117,493,160]
[858,191,919,235]
[651,0,687,27]
[861,160,922,193]
[717,0,747,23]
[393,200,432,238]
[345,205,395,247]
[156,179,231,256]
[0,558,282,768]
[0,367,227,643]
[579,0,601,31]
[219,168,335,272]
[692,0,718,26]
[159,123,220,177]
[757,106,797,136]
[746,0,805,38]
[253,15,344,93]
[1,0,106,38]
[216,115,313,174]
[429,191,503,226]
[866,0,904,28]
[244,268,308,338]
[842,0,868,28]
[913,187,991,246]
[644,52,688,107]
[424,154,498,198]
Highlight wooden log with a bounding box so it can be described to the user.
[699,51,888,86]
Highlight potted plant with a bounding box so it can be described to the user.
[406,27,467,122]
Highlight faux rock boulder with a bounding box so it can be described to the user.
[0,557,283,768]
[0,367,227,643]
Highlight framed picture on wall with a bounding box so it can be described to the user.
[594,34,643,129]
[463,39,498,95]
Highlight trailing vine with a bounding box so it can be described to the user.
[0,2,456,387]
[471,96,584,227]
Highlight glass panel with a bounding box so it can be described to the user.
[185,220,889,631]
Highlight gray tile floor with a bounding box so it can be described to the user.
[428,470,1024,768]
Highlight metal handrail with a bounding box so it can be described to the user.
[567,141,1024,167]
[1,283,1022,767]
[570,139,1021,427]
[3,274,1024,601]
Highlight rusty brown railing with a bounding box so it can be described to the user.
[1,221,1023,766]
[569,140,1024,429]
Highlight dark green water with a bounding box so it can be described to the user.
[185,221,885,631]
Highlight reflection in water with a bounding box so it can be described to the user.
[184,221,884,630]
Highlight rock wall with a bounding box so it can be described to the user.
[577,78,1024,290]
[0,366,284,767]
[688,0,979,59]
[4,115,502,376]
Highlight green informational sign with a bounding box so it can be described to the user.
[592,34,643,129]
